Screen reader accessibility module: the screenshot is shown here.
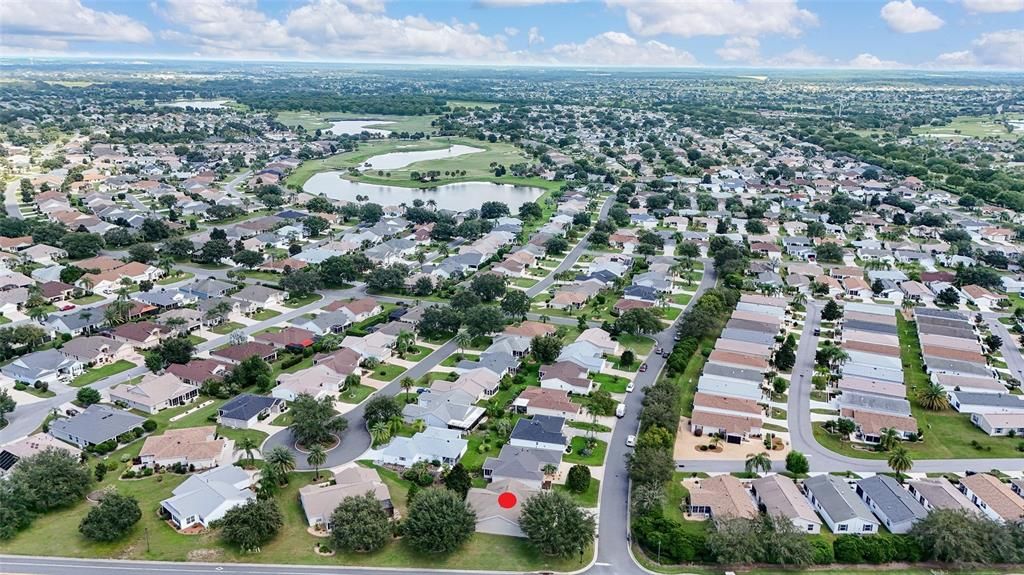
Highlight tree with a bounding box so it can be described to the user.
[480,201,510,219]
[530,334,563,363]
[773,345,796,371]
[403,487,476,554]
[707,515,813,566]
[288,394,348,448]
[60,233,105,259]
[306,444,327,480]
[879,427,901,452]
[154,336,196,365]
[303,215,330,237]
[615,308,661,336]
[76,386,101,406]
[470,273,507,302]
[79,492,141,542]
[887,446,913,479]
[983,334,1003,352]
[519,491,595,558]
[364,395,402,428]
[444,463,472,499]
[500,290,530,320]
[0,478,35,540]
[836,418,857,438]
[240,437,258,467]
[518,201,543,220]
[566,464,591,493]
[224,355,274,392]
[463,305,505,338]
[329,493,391,552]
[744,452,772,474]
[412,276,433,296]
[279,269,322,299]
[0,387,15,427]
[545,236,569,256]
[909,509,1011,563]
[627,445,674,485]
[918,382,950,410]
[359,203,384,224]
[264,446,296,483]
[821,299,843,321]
[619,349,635,368]
[365,264,409,293]
[196,239,233,264]
[785,451,809,475]
[220,499,284,552]
[8,448,91,511]
[127,243,156,264]
[936,287,960,307]
[417,305,462,339]
[233,250,264,269]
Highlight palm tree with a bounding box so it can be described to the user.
[78,276,94,294]
[887,446,913,480]
[306,444,327,480]
[400,376,415,402]
[454,331,471,354]
[240,437,257,466]
[27,305,47,323]
[264,446,295,484]
[745,452,772,474]
[792,292,807,307]
[918,382,949,410]
[542,464,558,477]
[412,419,426,433]
[878,427,900,452]
[370,421,391,446]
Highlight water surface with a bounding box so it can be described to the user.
[303,175,543,211]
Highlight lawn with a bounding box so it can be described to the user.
[815,316,1024,460]
[671,293,693,306]
[338,383,376,404]
[367,363,407,382]
[210,321,246,335]
[607,355,640,372]
[187,334,207,345]
[400,345,432,362]
[71,360,137,387]
[564,436,608,466]
[70,294,105,305]
[17,384,56,398]
[156,271,194,286]
[283,293,323,308]
[441,352,478,367]
[0,467,587,572]
[593,373,630,393]
[554,478,600,507]
[251,309,281,320]
[0,314,9,325]
[567,420,611,433]
[616,334,656,356]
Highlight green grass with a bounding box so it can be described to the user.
[671,293,693,306]
[69,294,105,305]
[251,309,281,320]
[70,360,136,387]
[0,314,9,325]
[210,321,246,335]
[187,334,206,345]
[156,271,193,286]
[913,113,1021,141]
[17,384,56,398]
[367,363,407,382]
[399,345,432,362]
[338,383,376,404]
[283,293,323,308]
[567,420,612,433]
[616,334,656,356]
[554,478,600,507]
[592,373,630,393]
[276,111,437,136]
[564,436,607,466]
[272,356,314,378]
[441,352,478,367]
[238,271,282,283]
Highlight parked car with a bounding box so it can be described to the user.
[615,403,626,418]
[661,351,670,358]
[639,363,648,372]
[625,434,636,447]
[813,328,821,336]
[626,382,635,393]
[59,304,76,311]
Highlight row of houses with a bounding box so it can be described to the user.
[835,302,917,444]
[688,294,789,441]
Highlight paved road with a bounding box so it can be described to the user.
[261,339,457,469]
[785,301,1024,473]
[4,178,24,219]
[526,196,614,299]
[984,313,1024,383]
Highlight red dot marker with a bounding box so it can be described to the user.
[498,491,517,509]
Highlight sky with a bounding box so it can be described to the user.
[1,0,1022,70]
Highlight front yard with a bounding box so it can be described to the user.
[210,321,246,335]
[71,360,137,387]
[367,363,407,382]
[338,383,376,404]
[283,293,323,308]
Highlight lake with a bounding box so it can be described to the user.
[363,144,484,170]
[163,99,229,109]
[327,120,394,136]
[303,175,544,211]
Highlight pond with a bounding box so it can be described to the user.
[327,120,394,136]
[163,99,229,109]
[303,175,544,212]
[362,144,484,170]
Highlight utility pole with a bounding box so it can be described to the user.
[145,527,150,553]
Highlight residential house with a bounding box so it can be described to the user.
[109,373,200,414]
[299,466,393,528]
[211,342,279,365]
[804,474,879,535]
[509,415,567,452]
[402,389,485,431]
[467,479,540,537]
[138,426,230,470]
[166,359,232,386]
[217,393,285,429]
[375,426,468,468]
[1,348,83,384]
[160,466,255,529]
[539,361,594,395]
[512,386,581,420]
[906,478,980,514]
[750,475,822,534]
[959,473,1024,523]
[0,434,82,476]
[109,321,171,349]
[855,475,927,534]
[50,404,146,449]
[687,475,757,519]
[482,444,562,489]
[272,365,343,402]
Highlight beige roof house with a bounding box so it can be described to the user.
[576,328,619,355]
[298,466,393,528]
[272,364,343,402]
[466,478,540,537]
[431,368,500,401]
[0,433,82,475]
[960,473,1024,522]
[108,373,199,414]
[688,475,757,519]
[138,426,229,469]
[751,475,822,533]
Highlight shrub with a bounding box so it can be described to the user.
[566,464,591,493]
[142,420,158,432]
[810,537,834,564]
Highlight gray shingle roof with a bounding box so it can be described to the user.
[50,405,145,446]
[857,475,927,524]
[805,474,876,524]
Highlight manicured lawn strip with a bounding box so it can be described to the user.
[71,360,137,387]
[564,436,607,466]
[616,334,655,356]
[672,335,717,418]
[554,478,600,507]
[441,352,478,367]
[251,309,281,320]
[210,321,246,335]
[592,373,629,393]
[272,357,314,378]
[70,294,105,305]
[567,421,611,433]
[671,293,693,306]
[283,293,323,308]
[367,363,407,382]
[338,383,376,404]
[400,345,432,362]
[239,271,283,283]
[0,315,10,325]
[156,271,193,286]
[18,385,56,398]
[187,334,206,345]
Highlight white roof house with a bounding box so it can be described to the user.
[160,466,255,529]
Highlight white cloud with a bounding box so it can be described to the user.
[606,0,817,38]
[477,0,578,5]
[962,0,1024,13]
[0,0,151,51]
[528,26,544,46]
[504,27,519,36]
[848,53,904,69]
[715,37,760,62]
[933,29,1024,68]
[550,31,696,66]
[880,0,944,33]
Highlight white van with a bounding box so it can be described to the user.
[615,403,626,418]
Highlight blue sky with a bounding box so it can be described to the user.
[1,0,1022,69]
